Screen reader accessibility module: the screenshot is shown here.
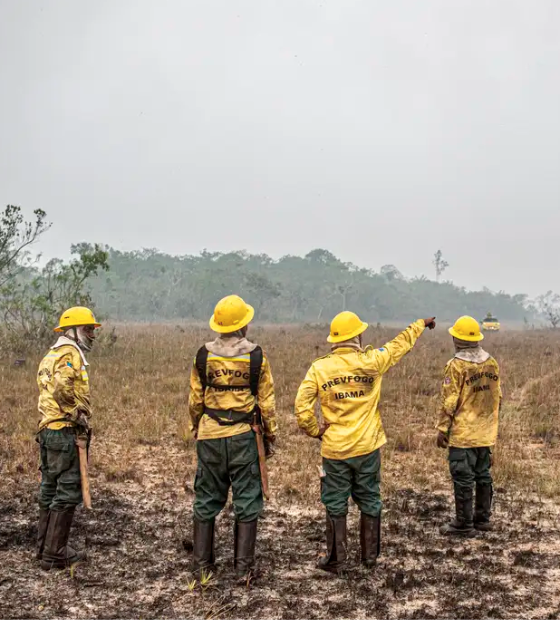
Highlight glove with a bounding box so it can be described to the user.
[436,431,449,449]
[423,317,436,330]
[75,408,92,433]
[316,422,330,440]
[264,434,276,458]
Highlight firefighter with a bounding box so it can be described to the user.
[294,312,436,573]
[436,316,502,536]
[188,295,277,579]
[36,306,101,570]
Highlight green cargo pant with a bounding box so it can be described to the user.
[449,447,493,489]
[321,449,382,518]
[38,427,82,511]
[193,431,262,523]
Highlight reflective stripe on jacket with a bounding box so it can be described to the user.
[436,355,501,448]
[37,343,91,431]
[294,320,426,459]
[188,346,277,441]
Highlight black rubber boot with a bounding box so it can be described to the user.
[440,484,476,537]
[360,512,381,568]
[40,507,87,570]
[192,518,215,578]
[317,512,347,574]
[234,519,257,580]
[36,509,51,560]
[474,484,494,531]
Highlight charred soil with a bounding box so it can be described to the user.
[1,448,559,619]
[1,326,560,618]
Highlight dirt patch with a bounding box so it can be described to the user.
[1,448,559,619]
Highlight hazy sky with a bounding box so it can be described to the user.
[1,1,559,297]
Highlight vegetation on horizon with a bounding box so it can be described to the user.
[0,205,108,350]
[3,205,560,346]
[87,246,534,324]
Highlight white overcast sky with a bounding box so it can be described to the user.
[1,0,559,297]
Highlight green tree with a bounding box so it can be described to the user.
[433,249,449,282]
[244,272,281,316]
[0,205,50,287]
[86,247,533,325]
[536,291,560,328]
[0,228,109,349]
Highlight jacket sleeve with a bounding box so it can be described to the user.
[52,354,78,411]
[294,365,321,438]
[188,359,204,435]
[436,360,464,434]
[496,360,503,403]
[364,319,426,375]
[258,355,277,438]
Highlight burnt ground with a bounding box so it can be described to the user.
[1,454,560,620]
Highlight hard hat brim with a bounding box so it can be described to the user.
[54,321,102,332]
[327,321,369,343]
[209,304,255,333]
[448,326,484,342]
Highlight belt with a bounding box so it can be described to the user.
[203,408,254,427]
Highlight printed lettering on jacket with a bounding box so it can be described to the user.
[466,371,499,388]
[321,374,374,400]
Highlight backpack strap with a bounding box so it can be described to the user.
[196,345,260,393]
[195,346,209,390]
[249,346,263,397]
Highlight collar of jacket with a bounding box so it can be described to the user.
[331,345,363,354]
[331,335,363,353]
[454,347,491,364]
[51,336,89,366]
[205,335,257,357]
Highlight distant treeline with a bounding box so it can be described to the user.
[86,247,532,324]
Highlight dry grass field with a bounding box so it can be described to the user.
[1,324,560,619]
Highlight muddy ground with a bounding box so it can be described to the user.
[1,447,559,620]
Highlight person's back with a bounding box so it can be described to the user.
[188,295,277,580]
[303,330,427,459]
[437,316,502,537]
[441,350,500,449]
[191,336,273,440]
[295,311,436,573]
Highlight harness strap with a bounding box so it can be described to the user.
[249,346,263,397]
[195,346,209,390]
[195,344,264,423]
[204,408,254,427]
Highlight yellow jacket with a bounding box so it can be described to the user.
[188,336,277,441]
[436,349,501,448]
[37,338,92,431]
[294,320,426,459]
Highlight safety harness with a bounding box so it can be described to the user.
[195,345,263,426]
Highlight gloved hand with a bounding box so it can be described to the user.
[264,434,276,458]
[74,408,92,433]
[316,422,330,440]
[423,317,437,330]
[436,431,449,449]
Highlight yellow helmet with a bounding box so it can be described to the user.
[448,315,484,342]
[209,295,255,333]
[327,311,369,343]
[54,306,101,332]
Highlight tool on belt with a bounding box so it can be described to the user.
[252,407,270,500]
[76,432,92,509]
[195,345,271,499]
